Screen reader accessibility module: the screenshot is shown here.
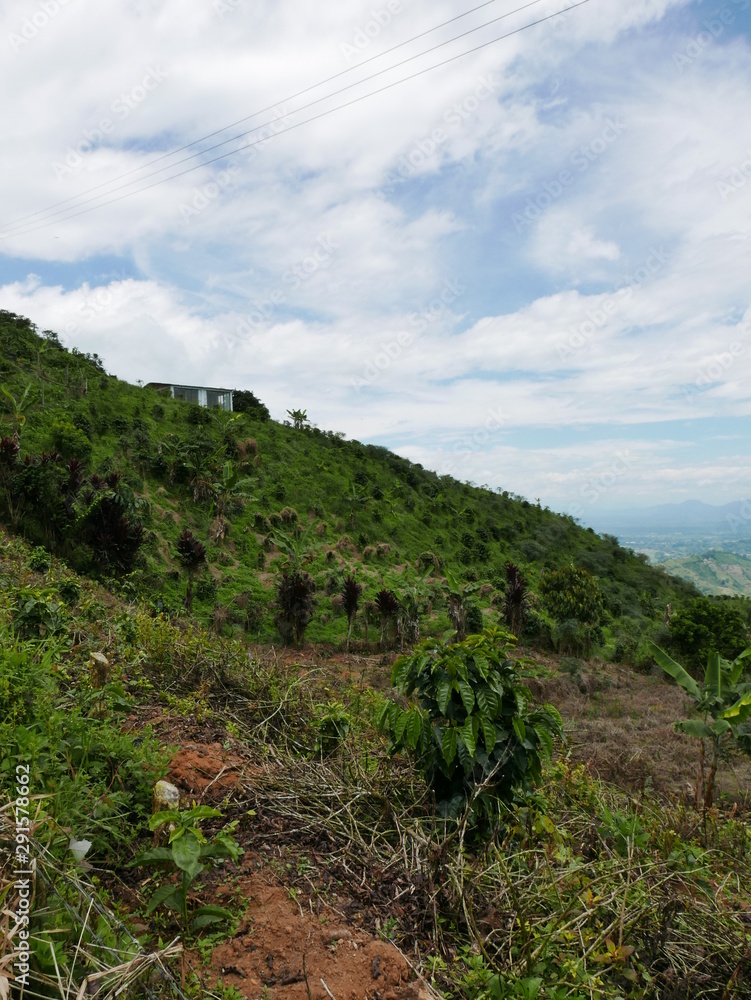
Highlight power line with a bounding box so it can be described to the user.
[0,0,549,237]
[1,0,591,242]
[0,0,507,233]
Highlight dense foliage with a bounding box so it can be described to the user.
[0,310,739,664]
[668,596,750,670]
[380,628,563,824]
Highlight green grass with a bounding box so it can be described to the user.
[0,309,712,663]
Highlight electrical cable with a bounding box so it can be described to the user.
[0,0,551,237]
[0,0,591,241]
[0,0,508,232]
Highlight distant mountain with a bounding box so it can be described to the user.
[588,499,751,536]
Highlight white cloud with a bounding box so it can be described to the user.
[1,0,750,509]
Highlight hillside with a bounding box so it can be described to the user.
[2,522,751,1000]
[0,310,704,665]
[662,549,751,597]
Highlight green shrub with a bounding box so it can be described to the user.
[379,628,563,824]
[669,597,750,671]
[50,416,92,461]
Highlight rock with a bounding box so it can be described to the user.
[322,927,352,945]
[89,652,109,688]
[152,780,180,842]
[153,780,180,812]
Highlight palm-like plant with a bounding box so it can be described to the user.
[342,575,362,651]
[276,569,315,646]
[375,588,400,649]
[286,408,309,431]
[271,522,317,572]
[1,382,35,446]
[176,529,207,611]
[208,459,254,542]
[648,641,751,811]
[342,482,371,527]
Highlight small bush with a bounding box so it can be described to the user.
[380,628,563,825]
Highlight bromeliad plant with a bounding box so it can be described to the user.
[379,627,563,824]
[132,805,243,936]
[648,641,751,811]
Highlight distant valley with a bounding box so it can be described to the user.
[586,499,751,596]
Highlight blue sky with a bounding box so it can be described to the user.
[1,0,750,523]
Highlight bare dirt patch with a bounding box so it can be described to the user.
[199,868,415,1000]
[169,742,251,801]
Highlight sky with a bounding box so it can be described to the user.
[1,0,750,525]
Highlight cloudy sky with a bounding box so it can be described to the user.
[1,0,750,521]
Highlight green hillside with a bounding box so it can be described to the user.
[0,310,702,662]
[662,549,751,597]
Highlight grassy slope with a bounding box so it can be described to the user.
[663,549,751,597]
[2,521,751,1000]
[1,310,701,657]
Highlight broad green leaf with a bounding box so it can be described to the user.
[676,720,714,739]
[481,716,496,755]
[192,904,233,920]
[436,680,452,715]
[535,724,554,761]
[722,687,751,722]
[456,679,475,715]
[647,642,701,700]
[473,653,490,681]
[704,652,721,699]
[393,709,409,746]
[512,717,526,743]
[184,806,222,822]
[459,716,478,758]
[148,810,180,831]
[728,646,751,684]
[128,847,174,867]
[442,727,458,766]
[405,710,423,749]
[146,883,182,916]
[191,913,226,930]
[171,832,201,872]
[709,719,732,737]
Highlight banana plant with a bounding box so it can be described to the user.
[271,521,317,572]
[648,641,751,810]
[1,382,36,445]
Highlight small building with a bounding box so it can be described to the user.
[145,383,234,411]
